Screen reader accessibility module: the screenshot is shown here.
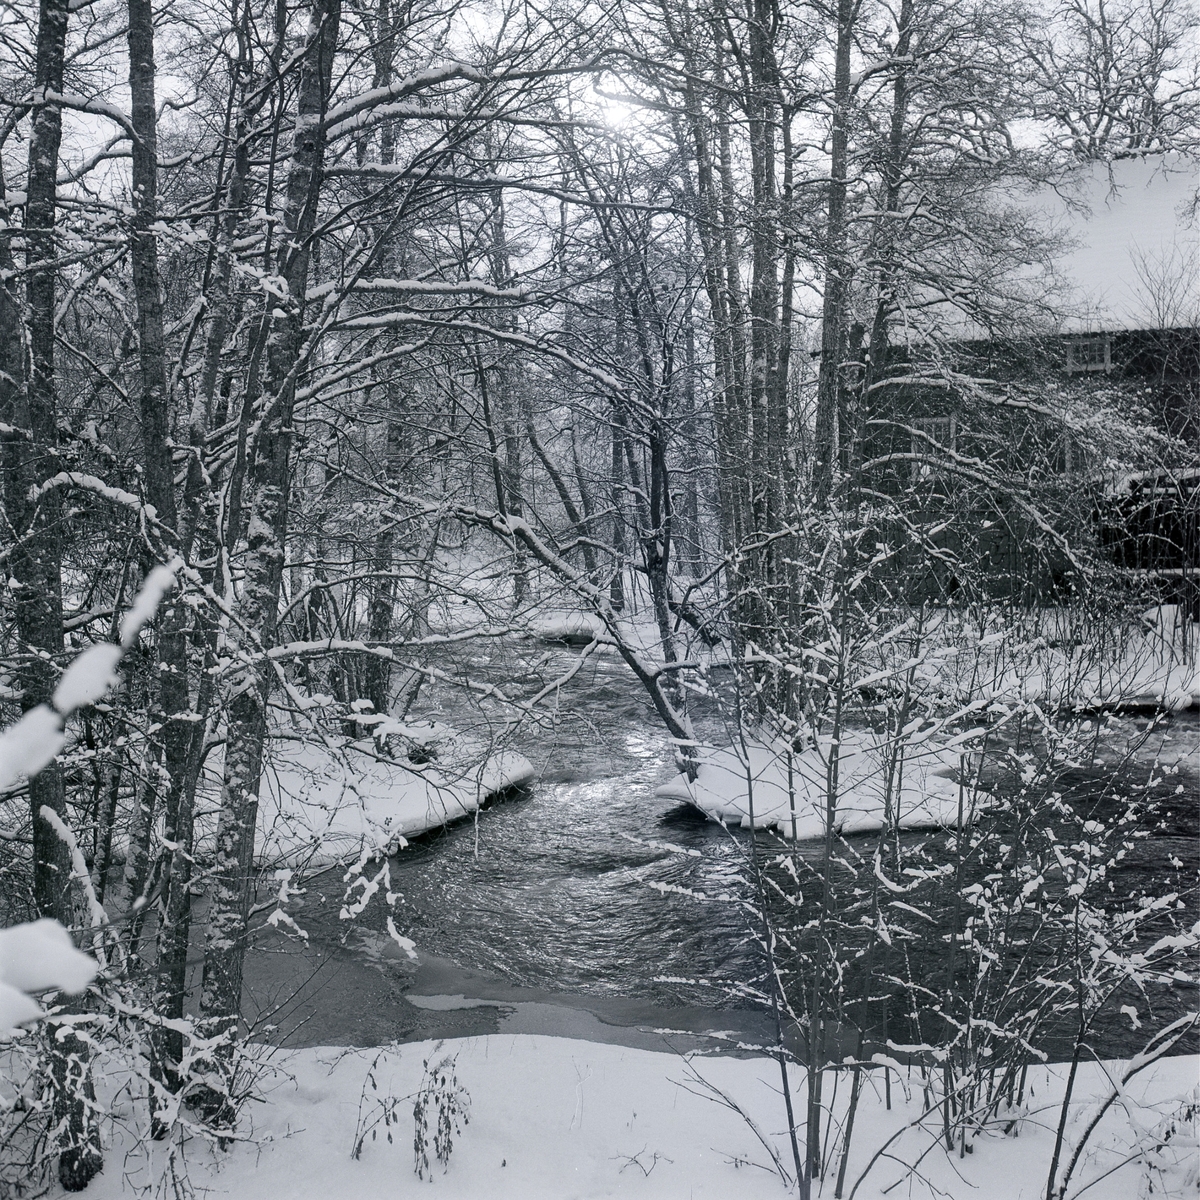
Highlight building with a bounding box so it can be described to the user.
[861,154,1198,607]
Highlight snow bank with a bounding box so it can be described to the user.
[529,610,608,645]
[655,732,975,840]
[62,1035,1199,1200]
[194,725,535,868]
[906,608,1200,712]
[967,646,1199,712]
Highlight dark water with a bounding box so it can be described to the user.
[242,643,1199,1061]
[340,647,762,1008]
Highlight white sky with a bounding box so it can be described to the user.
[1029,154,1199,332]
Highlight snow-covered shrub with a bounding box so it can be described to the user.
[653,469,1198,1198]
[0,564,264,1191]
[1137,1086,1200,1197]
[0,919,99,1192]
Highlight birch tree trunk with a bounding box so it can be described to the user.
[124,0,210,1114]
[864,0,912,391]
[813,0,856,507]
[609,418,627,611]
[663,0,802,724]
[362,0,404,713]
[125,0,192,885]
[24,0,71,934]
[486,181,528,608]
[153,27,255,1077]
[200,0,341,1041]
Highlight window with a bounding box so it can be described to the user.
[910,416,956,480]
[1066,335,1111,373]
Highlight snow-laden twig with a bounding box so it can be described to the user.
[28,471,157,522]
[0,563,178,794]
[0,566,179,1036]
[37,806,118,966]
[1052,1011,1200,1200]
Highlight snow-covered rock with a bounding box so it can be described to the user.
[655,731,978,840]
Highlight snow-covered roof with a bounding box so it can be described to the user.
[1031,154,1198,334]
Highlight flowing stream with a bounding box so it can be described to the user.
[228,643,1199,1061]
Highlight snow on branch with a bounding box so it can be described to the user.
[324,166,678,216]
[28,471,158,523]
[334,313,627,393]
[0,919,98,1033]
[323,62,490,128]
[322,56,600,134]
[326,103,480,138]
[118,564,177,648]
[305,277,528,303]
[0,567,178,1032]
[14,89,139,139]
[0,562,178,792]
[36,804,122,975]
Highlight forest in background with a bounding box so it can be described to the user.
[0,0,1197,1192]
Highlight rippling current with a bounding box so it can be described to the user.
[366,648,764,1007]
[238,640,1198,1059]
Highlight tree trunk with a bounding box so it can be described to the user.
[156,22,256,1071]
[125,0,208,1114]
[865,0,913,396]
[609,405,627,612]
[814,0,855,506]
[364,401,403,714]
[485,183,528,608]
[361,0,405,713]
[526,415,597,579]
[16,0,103,1185]
[200,0,341,1045]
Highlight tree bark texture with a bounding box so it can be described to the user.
[667,0,802,723]
[16,0,103,1185]
[814,0,856,506]
[200,0,342,1034]
[124,0,210,1103]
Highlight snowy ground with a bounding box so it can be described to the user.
[58,1035,1198,1200]
[940,630,1200,711]
[522,599,1200,714]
